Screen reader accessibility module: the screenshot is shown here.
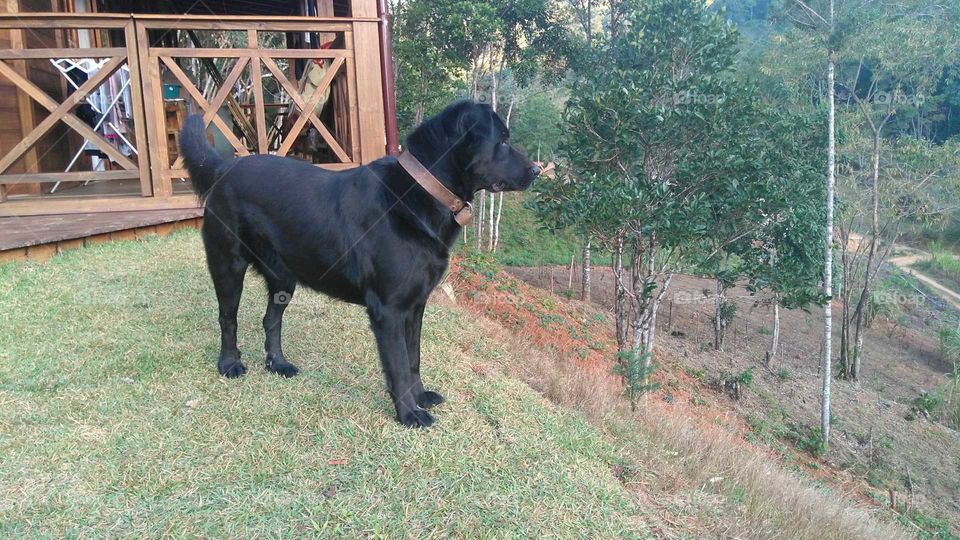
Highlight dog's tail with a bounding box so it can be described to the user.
[180,114,224,200]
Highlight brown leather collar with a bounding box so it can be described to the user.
[398,151,473,226]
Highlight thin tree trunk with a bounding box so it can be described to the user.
[490,93,515,253]
[822,39,836,446]
[493,192,504,252]
[839,225,851,378]
[612,232,628,354]
[767,300,780,367]
[646,273,672,357]
[476,191,484,249]
[714,278,726,352]
[581,236,592,301]
[487,192,495,251]
[851,135,881,380]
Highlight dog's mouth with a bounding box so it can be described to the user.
[490,182,507,192]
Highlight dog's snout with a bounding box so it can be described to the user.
[529,164,542,178]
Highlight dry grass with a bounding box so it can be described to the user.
[459,304,912,540]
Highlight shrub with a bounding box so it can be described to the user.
[614,350,660,411]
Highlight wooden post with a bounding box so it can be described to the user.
[125,20,153,196]
[6,3,40,199]
[136,21,172,197]
[349,2,387,163]
[343,29,361,163]
[247,29,268,154]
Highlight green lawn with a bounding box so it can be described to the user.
[0,231,647,537]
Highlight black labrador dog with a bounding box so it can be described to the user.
[180,100,539,427]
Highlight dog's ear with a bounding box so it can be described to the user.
[452,102,490,138]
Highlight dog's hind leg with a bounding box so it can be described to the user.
[405,302,444,409]
[207,250,249,379]
[261,270,299,378]
[202,217,250,378]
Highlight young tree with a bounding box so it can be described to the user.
[736,111,827,367]
[535,0,744,373]
[778,0,840,448]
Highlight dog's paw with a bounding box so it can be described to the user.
[266,359,300,378]
[398,408,435,429]
[416,390,445,409]
[219,361,247,378]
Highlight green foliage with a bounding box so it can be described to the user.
[508,89,564,160]
[718,367,755,399]
[613,350,660,411]
[533,0,743,246]
[391,0,573,138]
[458,248,501,280]
[792,427,828,458]
[912,391,945,419]
[895,507,960,540]
[938,324,960,375]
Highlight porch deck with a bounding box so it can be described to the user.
[0,208,203,262]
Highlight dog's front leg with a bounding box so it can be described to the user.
[405,302,444,409]
[368,303,435,428]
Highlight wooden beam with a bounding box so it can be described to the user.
[160,56,249,159]
[0,47,126,59]
[5,5,37,200]
[275,57,344,157]
[0,14,130,29]
[0,170,140,185]
[343,30,362,164]
[0,56,137,174]
[148,48,351,59]
[136,22,171,198]
[0,194,201,217]
[248,30,268,154]
[351,0,379,17]
[262,57,350,162]
[165,162,358,180]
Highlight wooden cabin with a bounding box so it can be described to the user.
[0,0,399,261]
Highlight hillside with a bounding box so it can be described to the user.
[505,263,960,537]
[0,231,912,538]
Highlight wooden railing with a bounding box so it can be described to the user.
[0,13,387,217]
[0,15,149,207]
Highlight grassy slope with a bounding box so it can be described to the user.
[0,232,647,537]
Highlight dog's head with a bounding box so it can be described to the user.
[407,101,540,195]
